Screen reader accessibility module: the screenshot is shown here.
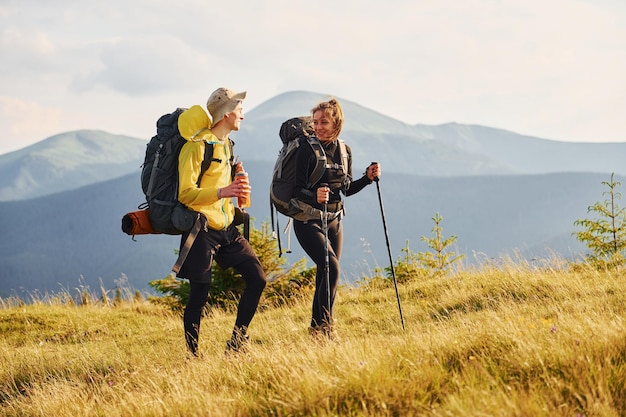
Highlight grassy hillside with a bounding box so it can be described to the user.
[1,260,625,416]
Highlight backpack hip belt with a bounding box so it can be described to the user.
[291,200,343,222]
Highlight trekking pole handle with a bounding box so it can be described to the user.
[318,183,330,204]
[370,161,380,182]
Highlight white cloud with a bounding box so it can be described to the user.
[0,26,60,75]
[70,36,214,95]
[0,96,64,150]
[0,0,624,155]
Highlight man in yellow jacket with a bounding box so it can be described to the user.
[176,87,266,356]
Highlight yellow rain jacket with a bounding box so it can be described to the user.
[177,105,235,230]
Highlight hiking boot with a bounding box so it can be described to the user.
[308,323,336,341]
[186,350,203,361]
[225,327,249,354]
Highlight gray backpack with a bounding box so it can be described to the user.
[269,116,346,255]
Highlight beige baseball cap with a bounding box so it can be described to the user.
[206,87,246,126]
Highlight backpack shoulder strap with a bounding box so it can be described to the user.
[197,137,235,185]
[198,143,214,187]
[227,138,236,179]
[338,139,349,175]
[306,136,327,188]
[228,137,235,158]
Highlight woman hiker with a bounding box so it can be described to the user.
[292,97,381,339]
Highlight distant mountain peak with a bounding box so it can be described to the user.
[0,130,147,201]
[2,91,625,203]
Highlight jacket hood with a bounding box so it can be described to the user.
[178,105,211,141]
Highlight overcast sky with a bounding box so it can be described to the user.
[0,0,624,155]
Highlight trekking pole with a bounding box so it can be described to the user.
[320,183,331,324]
[371,162,405,331]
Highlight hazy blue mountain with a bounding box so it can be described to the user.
[0,130,146,201]
[0,171,179,298]
[248,165,600,274]
[237,91,511,176]
[0,90,623,296]
[419,123,626,174]
[2,91,625,203]
[0,161,610,297]
[236,91,626,177]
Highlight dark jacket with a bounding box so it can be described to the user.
[294,138,371,213]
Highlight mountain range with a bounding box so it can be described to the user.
[0,130,146,201]
[237,91,626,177]
[0,91,623,297]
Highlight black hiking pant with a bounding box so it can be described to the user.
[180,224,266,355]
[294,216,343,328]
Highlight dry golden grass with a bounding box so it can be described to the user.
[1,259,625,416]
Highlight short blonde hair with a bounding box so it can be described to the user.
[311,97,344,141]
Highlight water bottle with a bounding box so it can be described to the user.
[235,168,251,208]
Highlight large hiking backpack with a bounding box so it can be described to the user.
[270,116,326,221]
[269,116,347,255]
[138,108,217,235]
[122,106,250,273]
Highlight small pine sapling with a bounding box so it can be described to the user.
[417,212,464,276]
[573,172,626,269]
